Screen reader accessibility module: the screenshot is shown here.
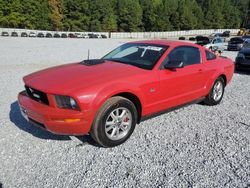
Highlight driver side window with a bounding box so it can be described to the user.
[163,46,201,67]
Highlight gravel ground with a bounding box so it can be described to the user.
[0,38,249,188]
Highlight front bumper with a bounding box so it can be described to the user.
[18,91,92,135]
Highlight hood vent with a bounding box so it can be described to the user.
[80,59,105,66]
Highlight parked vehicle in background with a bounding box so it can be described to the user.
[29,32,36,37]
[61,33,67,38]
[46,33,52,38]
[235,39,250,71]
[222,31,230,37]
[54,33,61,38]
[242,35,250,41]
[88,33,95,38]
[101,34,107,39]
[204,37,226,51]
[37,33,45,38]
[1,31,9,37]
[18,40,234,147]
[21,32,28,37]
[82,34,89,38]
[75,33,82,38]
[11,32,18,37]
[210,31,230,38]
[209,33,223,38]
[68,33,76,38]
[238,28,250,36]
[189,37,196,41]
[95,34,102,38]
[88,33,101,38]
[178,37,186,40]
[227,37,244,51]
[196,36,210,46]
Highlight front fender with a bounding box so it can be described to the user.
[92,82,145,113]
[77,82,145,130]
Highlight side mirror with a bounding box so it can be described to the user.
[164,61,184,69]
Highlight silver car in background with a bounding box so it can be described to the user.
[204,37,227,52]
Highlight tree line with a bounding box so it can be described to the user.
[0,0,249,32]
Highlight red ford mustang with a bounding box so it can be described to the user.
[18,40,234,147]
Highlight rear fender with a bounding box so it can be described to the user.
[206,71,227,93]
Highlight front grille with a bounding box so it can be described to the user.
[228,45,238,50]
[25,86,49,105]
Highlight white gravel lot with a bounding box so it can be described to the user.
[0,37,249,188]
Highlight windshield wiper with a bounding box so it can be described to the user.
[103,58,151,70]
[104,58,130,65]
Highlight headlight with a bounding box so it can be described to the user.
[237,53,245,58]
[54,95,80,111]
[238,44,243,48]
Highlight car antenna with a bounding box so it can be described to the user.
[88,49,90,60]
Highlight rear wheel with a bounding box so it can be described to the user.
[204,77,225,105]
[90,96,137,147]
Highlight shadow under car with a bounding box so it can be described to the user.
[9,101,97,146]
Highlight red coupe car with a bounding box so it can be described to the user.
[18,40,234,147]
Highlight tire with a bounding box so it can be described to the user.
[90,96,138,147]
[204,77,225,106]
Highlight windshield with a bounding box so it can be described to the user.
[243,39,250,48]
[102,43,168,70]
[230,38,243,42]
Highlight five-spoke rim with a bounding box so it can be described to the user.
[105,107,132,141]
[213,81,223,101]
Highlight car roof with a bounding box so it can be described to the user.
[129,40,200,48]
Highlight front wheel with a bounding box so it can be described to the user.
[90,96,137,147]
[204,77,225,106]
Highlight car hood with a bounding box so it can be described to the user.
[23,60,146,94]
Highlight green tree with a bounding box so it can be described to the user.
[222,0,240,28]
[21,0,50,29]
[88,0,117,32]
[203,0,225,29]
[140,0,164,31]
[235,0,250,28]
[117,0,143,32]
[63,0,90,31]
[154,0,173,31]
[0,0,247,31]
[48,0,63,30]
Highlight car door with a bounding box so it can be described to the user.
[156,46,207,111]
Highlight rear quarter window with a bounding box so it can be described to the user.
[206,50,216,60]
